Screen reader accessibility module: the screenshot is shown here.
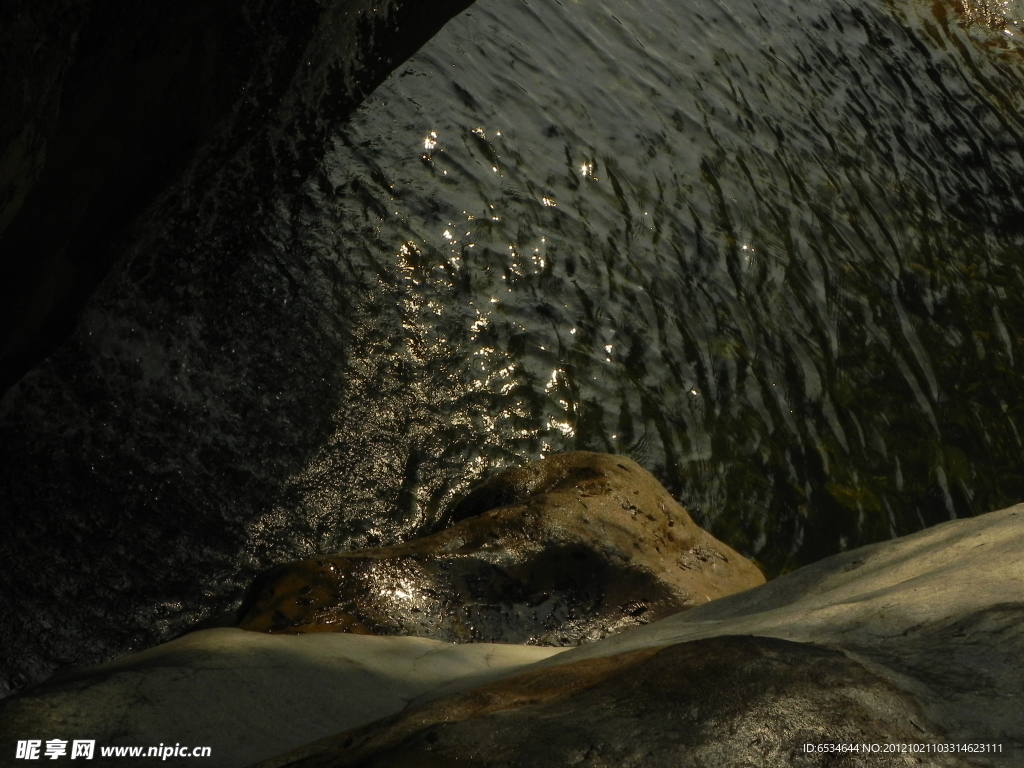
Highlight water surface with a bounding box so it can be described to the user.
[257,0,1024,574]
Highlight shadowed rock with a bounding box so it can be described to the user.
[0,0,477,393]
[249,503,1023,768]
[3,503,1019,767]
[252,635,973,768]
[237,452,765,644]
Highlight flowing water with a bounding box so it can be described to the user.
[3,0,1024,693]
[258,0,1024,568]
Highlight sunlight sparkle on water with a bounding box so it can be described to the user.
[548,417,576,437]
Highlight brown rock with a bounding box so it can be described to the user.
[237,452,764,644]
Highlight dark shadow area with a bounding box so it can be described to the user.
[0,0,475,697]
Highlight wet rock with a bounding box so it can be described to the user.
[0,0,477,695]
[254,504,1023,768]
[0,0,476,391]
[531,503,1024,754]
[256,636,973,768]
[0,629,565,768]
[237,452,765,644]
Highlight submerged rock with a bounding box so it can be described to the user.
[255,504,1024,768]
[237,452,765,644]
[0,629,564,768]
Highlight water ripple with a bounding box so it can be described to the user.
[261,0,1024,574]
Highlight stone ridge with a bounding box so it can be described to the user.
[252,635,974,768]
[250,504,1024,768]
[236,452,766,644]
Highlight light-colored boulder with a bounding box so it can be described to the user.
[524,501,1024,745]
[0,629,564,768]
[254,505,1024,767]
[254,636,978,768]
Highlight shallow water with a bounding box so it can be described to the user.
[2,0,1024,693]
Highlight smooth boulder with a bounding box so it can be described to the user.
[0,629,565,768]
[254,504,1023,767]
[254,636,975,768]
[237,452,766,644]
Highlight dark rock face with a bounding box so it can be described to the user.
[0,0,85,237]
[237,453,765,643]
[258,635,971,768]
[0,0,299,390]
[0,0,477,696]
[0,0,477,392]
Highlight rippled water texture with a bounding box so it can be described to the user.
[3,0,1024,692]
[287,0,1024,563]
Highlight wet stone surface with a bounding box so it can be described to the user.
[237,452,765,644]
